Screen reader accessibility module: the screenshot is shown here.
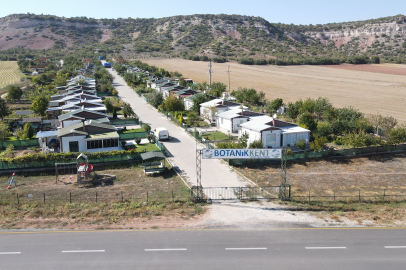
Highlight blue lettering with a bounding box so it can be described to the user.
[230,150,235,156]
[244,150,249,156]
[215,150,219,156]
[220,150,225,156]
[236,150,241,156]
[226,150,230,156]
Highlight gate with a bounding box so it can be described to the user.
[193,186,289,201]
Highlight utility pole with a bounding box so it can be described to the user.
[208,60,212,87]
[226,65,231,96]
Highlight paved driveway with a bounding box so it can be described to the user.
[108,70,247,188]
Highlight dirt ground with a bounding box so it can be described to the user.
[321,64,406,76]
[140,58,406,122]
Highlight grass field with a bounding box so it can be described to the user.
[141,58,406,122]
[0,165,203,230]
[0,61,23,89]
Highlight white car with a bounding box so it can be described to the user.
[152,127,170,141]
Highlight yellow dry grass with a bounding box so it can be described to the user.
[0,61,23,88]
[141,58,406,122]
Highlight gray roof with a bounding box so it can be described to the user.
[58,108,108,121]
[141,151,165,160]
[57,120,116,137]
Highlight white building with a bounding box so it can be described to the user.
[199,99,248,123]
[238,116,310,148]
[217,109,264,133]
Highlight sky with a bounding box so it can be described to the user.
[0,0,405,25]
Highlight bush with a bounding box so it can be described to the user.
[23,123,34,138]
[310,135,327,151]
[135,138,141,145]
[249,139,263,148]
[143,124,151,132]
[146,134,154,143]
[295,138,306,150]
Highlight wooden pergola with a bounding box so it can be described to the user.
[141,151,166,174]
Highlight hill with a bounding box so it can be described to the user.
[0,13,405,63]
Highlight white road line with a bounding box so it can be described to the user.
[145,248,187,251]
[385,246,406,249]
[225,248,267,250]
[62,250,105,253]
[305,247,347,250]
[0,252,21,255]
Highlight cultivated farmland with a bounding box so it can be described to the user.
[0,61,23,89]
[141,58,406,122]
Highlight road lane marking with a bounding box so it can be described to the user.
[145,248,187,251]
[0,252,21,255]
[62,250,105,253]
[385,246,406,249]
[305,247,347,249]
[226,248,267,250]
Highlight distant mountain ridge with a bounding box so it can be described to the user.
[0,13,405,62]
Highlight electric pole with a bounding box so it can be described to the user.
[208,60,212,87]
[226,65,231,96]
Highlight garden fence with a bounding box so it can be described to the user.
[0,139,39,150]
[119,131,149,140]
[110,118,139,125]
[0,189,191,205]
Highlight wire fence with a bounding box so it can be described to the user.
[110,118,139,125]
[119,131,149,140]
[291,187,406,203]
[0,189,192,205]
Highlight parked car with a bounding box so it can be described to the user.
[152,127,170,141]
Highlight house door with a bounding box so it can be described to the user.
[265,134,277,147]
[69,141,79,152]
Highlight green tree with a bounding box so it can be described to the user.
[267,98,283,113]
[0,123,10,142]
[147,91,163,108]
[310,135,327,151]
[371,56,380,64]
[316,121,332,139]
[24,122,34,138]
[298,113,317,131]
[286,102,300,120]
[122,102,134,118]
[387,125,406,144]
[6,86,23,103]
[314,97,332,120]
[186,111,198,126]
[179,77,187,87]
[30,95,49,117]
[143,124,151,132]
[112,107,117,119]
[210,82,227,97]
[238,132,249,148]
[163,95,185,112]
[191,93,210,114]
[0,98,11,120]
[104,98,114,113]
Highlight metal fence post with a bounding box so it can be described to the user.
[70,192,72,203]
[383,189,385,202]
[172,190,174,201]
[334,189,336,201]
[121,191,124,202]
[17,193,19,205]
[239,187,242,200]
[96,192,98,203]
[43,193,46,204]
[359,189,361,202]
[308,190,311,203]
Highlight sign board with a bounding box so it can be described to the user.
[202,149,282,159]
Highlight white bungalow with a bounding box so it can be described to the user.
[238,116,310,148]
[216,109,264,133]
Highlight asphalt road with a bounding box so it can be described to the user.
[1,228,405,270]
[104,65,247,188]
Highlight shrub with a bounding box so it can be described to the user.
[143,124,151,132]
[135,138,141,145]
[310,135,327,151]
[295,138,306,150]
[146,134,154,143]
[249,139,263,148]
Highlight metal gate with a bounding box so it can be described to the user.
[193,186,289,201]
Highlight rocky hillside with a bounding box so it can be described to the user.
[0,13,405,62]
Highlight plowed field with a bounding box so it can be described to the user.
[0,61,22,88]
[141,58,406,122]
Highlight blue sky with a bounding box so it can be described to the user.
[1,0,405,25]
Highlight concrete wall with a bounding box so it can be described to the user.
[61,135,86,153]
[218,117,232,132]
[231,118,248,133]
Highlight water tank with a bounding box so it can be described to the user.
[98,56,103,60]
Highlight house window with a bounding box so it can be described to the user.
[69,141,79,152]
[87,140,103,149]
[103,138,118,148]
[266,134,277,147]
